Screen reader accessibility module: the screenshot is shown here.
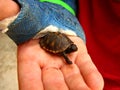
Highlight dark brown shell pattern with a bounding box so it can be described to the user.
[39,32,78,64]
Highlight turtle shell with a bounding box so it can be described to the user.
[39,31,78,64]
[39,32,74,54]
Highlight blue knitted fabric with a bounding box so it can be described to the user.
[6,0,85,45]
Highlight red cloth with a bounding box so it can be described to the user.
[78,0,120,90]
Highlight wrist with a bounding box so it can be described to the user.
[0,0,20,20]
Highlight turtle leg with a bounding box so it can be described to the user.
[62,52,72,64]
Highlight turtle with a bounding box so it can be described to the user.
[39,31,78,64]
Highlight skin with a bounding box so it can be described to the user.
[0,0,20,20]
[0,0,104,90]
[17,37,104,90]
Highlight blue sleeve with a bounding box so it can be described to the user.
[63,0,77,12]
[6,0,85,45]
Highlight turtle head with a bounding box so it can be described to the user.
[65,44,78,54]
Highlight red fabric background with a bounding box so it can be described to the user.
[77,0,120,89]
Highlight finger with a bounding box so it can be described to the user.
[17,47,44,90]
[61,64,90,90]
[76,53,104,90]
[42,67,68,90]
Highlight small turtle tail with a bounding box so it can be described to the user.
[62,52,72,64]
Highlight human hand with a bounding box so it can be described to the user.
[17,36,104,90]
[0,0,20,20]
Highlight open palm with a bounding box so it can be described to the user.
[17,36,104,90]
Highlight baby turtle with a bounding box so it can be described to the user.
[39,32,78,64]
